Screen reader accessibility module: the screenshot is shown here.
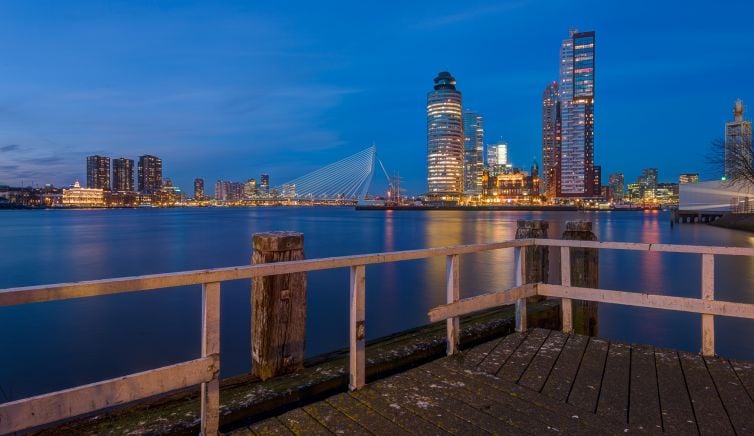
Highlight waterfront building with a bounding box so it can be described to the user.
[487,141,508,174]
[214,180,228,201]
[137,155,162,193]
[541,81,560,199]
[194,178,204,200]
[244,178,257,199]
[608,173,625,202]
[679,173,700,184]
[260,174,270,195]
[86,155,110,191]
[556,29,597,198]
[639,168,658,191]
[427,71,464,200]
[462,109,484,195]
[724,99,752,179]
[112,158,134,192]
[62,180,105,207]
[627,183,643,202]
[593,165,602,197]
[229,182,244,201]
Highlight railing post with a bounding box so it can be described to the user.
[445,254,460,355]
[701,254,715,356]
[514,246,527,332]
[560,246,573,334]
[201,282,221,436]
[562,221,599,336]
[251,232,306,380]
[349,265,366,390]
[515,220,550,295]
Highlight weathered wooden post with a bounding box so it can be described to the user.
[515,219,549,289]
[251,231,307,380]
[562,221,599,336]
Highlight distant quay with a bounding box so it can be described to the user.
[355,204,578,211]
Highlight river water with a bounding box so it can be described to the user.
[2,207,754,401]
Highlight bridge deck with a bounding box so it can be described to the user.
[231,328,754,435]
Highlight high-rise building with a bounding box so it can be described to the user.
[557,28,596,198]
[608,173,625,201]
[679,173,700,184]
[86,155,110,191]
[427,71,464,198]
[137,155,162,193]
[639,168,658,191]
[194,178,204,199]
[487,142,508,171]
[541,81,560,198]
[260,174,270,194]
[112,158,134,192]
[593,165,602,196]
[725,99,752,179]
[244,178,257,198]
[462,109,484,194]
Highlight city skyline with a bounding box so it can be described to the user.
[0,2,752,193]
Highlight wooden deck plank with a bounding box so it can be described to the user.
[458,337,503,369]
[541,334,589,402]
[476,331,526,375]
[705,356,754,434]
[730,359,754,401]
[628,344,662,432]
[326,393,407,434]
[680,352,735,435]
[248,417,295,435]
[567,337,608,413]
[421,361,597,434]
[400,370,531,435]
[518,330,568,392]
[303,401,370,435]
[427,358,632,434]
[348,390,448,436]
[277,408,333,435]
[497,328,550,383]
[654,348,698,435]
[364,374,486,434]
[596,342,630,424]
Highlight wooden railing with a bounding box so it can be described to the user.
[2,237,754,434]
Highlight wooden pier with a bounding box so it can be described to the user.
[4,222,754,434]
[236,328,754,435]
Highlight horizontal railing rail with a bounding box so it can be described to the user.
[2,236,754,434]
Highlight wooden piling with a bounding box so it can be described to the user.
[251,231,307,380]
[562,221,599,336]
[515,220,550,290]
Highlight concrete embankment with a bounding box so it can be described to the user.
[710,213,754,232]
[45,301,560,434]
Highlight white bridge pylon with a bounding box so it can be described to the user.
[276,145,381,202]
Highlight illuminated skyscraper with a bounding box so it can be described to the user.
[427,71,464,198]
[86,155,110,190]
[112,158,134,192]
[679,173,699,184]
[194,178,204,199]
[608,173,624,201]
[725,99,752,179]
[557,29,596,198]
[260,174,270,194]
[462,109,484,194]
[541,82,560,198]
[487,141,508,171]
[137,155,162,193]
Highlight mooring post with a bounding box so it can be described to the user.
[251,231,307,380]
[561,221,599,336]
[515,219,550,296]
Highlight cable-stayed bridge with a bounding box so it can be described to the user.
[274,145,398,204]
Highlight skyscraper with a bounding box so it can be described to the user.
[639,168,658,191]
[194,178,204,199]
[112,158,134,192]
[462,109,484,194]
[541,81,560,198]
[260,174,270,194]
[608,173,625,201]
[244,178,257,198]
[86,155,110,190]
[679,173,700,184]
[725,99,752,179]
[137,155,162,193]
[557,29,596,198]
[427,71,464,198]
[487,142,508,171]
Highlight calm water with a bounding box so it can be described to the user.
[2,207,754,402]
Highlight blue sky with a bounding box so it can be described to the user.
[0,1,752,194]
